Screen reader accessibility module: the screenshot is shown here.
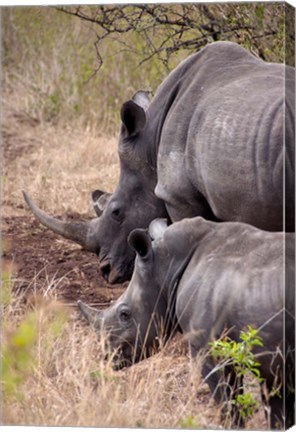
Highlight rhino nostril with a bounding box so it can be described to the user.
[100,261,111,281]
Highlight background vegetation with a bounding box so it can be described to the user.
[2,3,294,134]
[2,3,293,428]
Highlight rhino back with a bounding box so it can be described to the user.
[154,42,294,230]
[173,221,291,351]
[186,76,290,228]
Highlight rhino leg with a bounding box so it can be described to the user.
[285,352,295,429]
[260,382,282,429]
[285,387,295,429]
[261,380,294,430]
[201,356,244,427]
[269,393,283,430]
[260,350,294,430]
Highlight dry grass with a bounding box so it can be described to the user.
[2,283,221,428]
[2,105,119,216]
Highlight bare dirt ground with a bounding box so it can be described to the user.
[3,214,126,306]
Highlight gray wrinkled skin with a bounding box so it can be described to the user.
[25,41,295,284]
[79,217,295,429]
[94,41,294,283]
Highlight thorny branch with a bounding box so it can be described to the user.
[55,3,291,74]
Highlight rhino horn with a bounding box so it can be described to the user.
[77,300,102,326]
[23,191,99,253]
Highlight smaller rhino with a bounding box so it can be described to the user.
[78,217,294,429]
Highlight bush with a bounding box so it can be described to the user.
[209,326,264,422]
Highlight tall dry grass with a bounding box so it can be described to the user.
[2,7,122,216]
[2,281,221,428]
[2,110,119,215]
[2,7,173,135]
[2,270,267,428]
[2,6,175,215]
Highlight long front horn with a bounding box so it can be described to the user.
[23,191,99,253]
[77,300,102,326]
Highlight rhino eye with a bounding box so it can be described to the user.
[120,310,130,322]
[112,208,120,218]
[110,205,123,222]
[118,306,131,324]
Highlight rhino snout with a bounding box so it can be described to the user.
[99,260,112,281]
[99,260,123,284]
[99,258,134,284]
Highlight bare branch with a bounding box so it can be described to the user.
[54,3,288,75]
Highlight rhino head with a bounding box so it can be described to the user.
[77,219,175,368]
[24,91,168,284]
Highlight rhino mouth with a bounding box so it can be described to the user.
[112,355,133,371]
[99,260,112,281]
[105,336,146,370]
[104,345,135,370]
[99,259,134,284]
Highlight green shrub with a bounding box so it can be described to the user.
[177,414,200,429]
[2,302,68,400]
[209,326,264,422]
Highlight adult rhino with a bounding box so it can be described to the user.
[24,41,295,283]
[78,217,295,429]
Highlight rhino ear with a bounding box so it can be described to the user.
[132,90,151,111]
[92,190,112,216]
[149,218,168,240]
[120,100,146,137]
[128,229,152,260]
